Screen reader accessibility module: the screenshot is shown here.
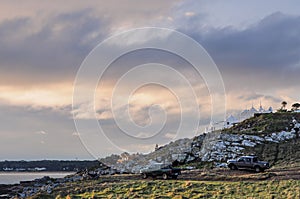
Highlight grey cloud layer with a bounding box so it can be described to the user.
[0,10,108,86]
[0,9,299,92]
[197,12,300,91]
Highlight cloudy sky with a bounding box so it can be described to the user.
[1,0,300,160]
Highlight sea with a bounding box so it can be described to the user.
[0,172,74,184]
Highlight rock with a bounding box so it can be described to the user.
[215,163,227,168]
[227,146,244,153]
[231,142,241,146]
[246,135,264,142]
[265,136,276,142]
[242,140,256,147]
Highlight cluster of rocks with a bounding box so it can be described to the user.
[100,138,192,173]
[100,118,300,172]
[190,118,300,163]
[7,174,83,198]
[191,130,298,163]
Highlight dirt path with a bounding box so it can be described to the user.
[178,167,300,181]
[96,166,300,183]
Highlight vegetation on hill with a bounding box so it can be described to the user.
[223,112,300,135]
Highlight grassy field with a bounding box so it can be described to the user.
[31,179,300,199]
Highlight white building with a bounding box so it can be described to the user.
[205,103,273,133]
[240,103,273,121]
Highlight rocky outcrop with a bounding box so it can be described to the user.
[100,138,193,173]
[190,130,299,163]
[100,114,300,173]
[245,137,300,165]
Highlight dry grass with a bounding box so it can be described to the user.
[30,178,300,199]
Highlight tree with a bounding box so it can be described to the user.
[155,144,159,151]
[281,101,287,110]
[291,103,300,111]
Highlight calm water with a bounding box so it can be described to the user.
[0,172,74,184]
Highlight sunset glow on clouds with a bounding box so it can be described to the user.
[0,0,300,159]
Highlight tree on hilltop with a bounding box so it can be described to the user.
[291,103,300,111]
[281,101,287,110]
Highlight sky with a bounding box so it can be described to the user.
[0,0,300,160]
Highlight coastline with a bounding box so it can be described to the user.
[0,172,76,198]
[0,171,74,185]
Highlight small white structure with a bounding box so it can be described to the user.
[224,115,239,128]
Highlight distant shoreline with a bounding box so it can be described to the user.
[0,160,99,172]
[0,172,74,197]
[0,171,73,186]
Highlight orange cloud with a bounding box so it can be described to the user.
[0,83,72,108]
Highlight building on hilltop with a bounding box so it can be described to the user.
[240,103,273,121]
[205,102,273,133]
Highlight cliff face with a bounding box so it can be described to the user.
[100,113,300,173]
[247,138,300,166]
[190,130,299,165]
[189,113,300,166]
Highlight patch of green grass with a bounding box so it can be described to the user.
[35,179,300,199]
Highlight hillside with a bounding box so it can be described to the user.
[244,136,300,166]
[100,138,193,173]
[224,112,300,135]
[190,112,300,167]
[100,113,300,172]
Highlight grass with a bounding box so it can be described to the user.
[224,112,300,135]
[30,179,300,199]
